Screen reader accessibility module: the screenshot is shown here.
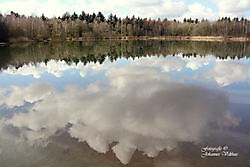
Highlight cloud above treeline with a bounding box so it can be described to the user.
[0,0,249,20]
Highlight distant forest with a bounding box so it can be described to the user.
[0,11,250,43]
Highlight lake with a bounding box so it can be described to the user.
[0,40,250,167]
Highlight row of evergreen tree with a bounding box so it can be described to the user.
[0,11,249,43]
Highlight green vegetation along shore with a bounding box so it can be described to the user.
[0,11,250,44]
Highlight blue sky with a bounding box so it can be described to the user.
[0,0,249,20]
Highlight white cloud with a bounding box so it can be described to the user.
[0,0,249,19]
[129,55,187,72]
[0,0,114,18]
[112,142,136,164]
[4,54,250,88]
[3,55,214,79]
[0,62,239,164]
[217,0,250,13]
[210,0,250,18]
[205,60,250,86]
[130,0,187,18]
[183,3,217,20]
[106,0,163,8]
[5,60,73,78]
[0,83,52,107]
[181,54,215,70]
[0,0,68,17]
[131,54,215,72]
[0,0,187,19]
[4,59,114,78]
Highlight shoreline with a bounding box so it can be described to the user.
[1,36,249,46]
[122,36,250,42]
[146,36,250,42]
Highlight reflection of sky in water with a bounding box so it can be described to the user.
[1,55,250,104]
[0,54,250,165]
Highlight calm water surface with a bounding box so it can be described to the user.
[0,41,250,167]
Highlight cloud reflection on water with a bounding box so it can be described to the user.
[0,62,240,164]
[205,61,250,86]
[2,55,250,88]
